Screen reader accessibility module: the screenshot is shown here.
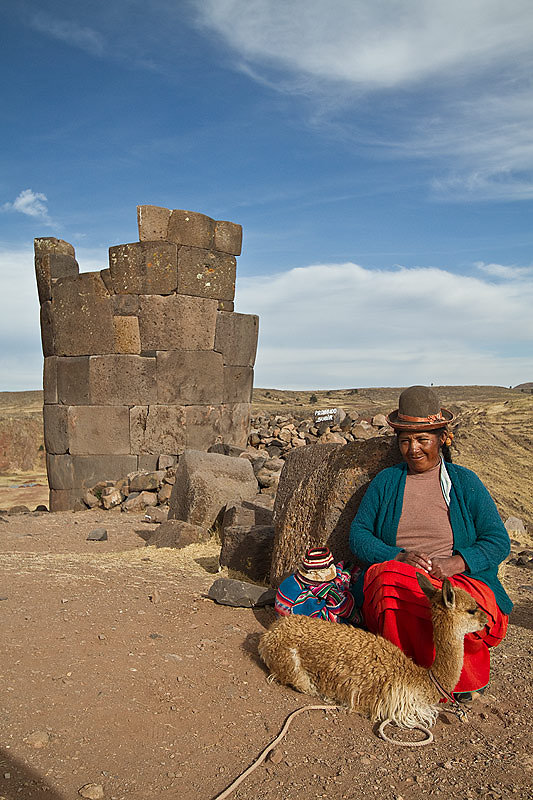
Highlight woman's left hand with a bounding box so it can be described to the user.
[429,555,466,579]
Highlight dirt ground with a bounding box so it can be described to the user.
[0,507,532,800]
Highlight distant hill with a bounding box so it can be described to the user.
[252,385,522,418]
[514,383,533,392]
[0,391,44,472]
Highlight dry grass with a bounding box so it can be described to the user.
[0,540,222,579]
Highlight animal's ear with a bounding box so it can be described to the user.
[442,578,456,609]
[416,571,437,601]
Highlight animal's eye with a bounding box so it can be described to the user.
[467,609,477,615]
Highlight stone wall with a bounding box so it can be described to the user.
[36,205,259,511]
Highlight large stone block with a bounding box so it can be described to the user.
[146,519,209,549]
[156,350,224,404]
[138,294,217,351]
[137,205,171,241]
[177,247,236,301]
[130,405,187,454]
[56,357,90,405]
[35,253,79,305]
[46,453,75,490]
[214,312,259,366]
[220,498,274,535]
[43,405,69,454]
[51,272,115,356]
[49,489,85,512]
[167,209,214,249]
[99,268,114,294]
[34,237,75,261]
[89,355,156,405]
[74,455,138,488]
[219,525,274,583]
[168,449,258,528]
[214,220,242,256]
[40,301,55,357]
[113,316,141,354]
[224,366,253,404]
[43,356,58,404]
[67,405,131,454]
[273,444,340,527]
[138,454,160,472]
[34,238,76,304]
[218,403,252,449]
[108,241,178,295]
[183,405,225,451]
[56,355,156,405]
[47,453,137,491]
[112,294,139,316]
[270,438,401,586]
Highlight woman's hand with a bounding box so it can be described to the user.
[396,551,466,578]
[395,550,433,572]
[429,555,466,579]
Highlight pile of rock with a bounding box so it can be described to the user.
[81,446,286,515]
[82,457,177,518]
[247,409,391,459]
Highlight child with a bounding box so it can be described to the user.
[275,546,361,624]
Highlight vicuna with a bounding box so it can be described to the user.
[259,572,487,729]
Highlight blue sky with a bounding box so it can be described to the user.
[1,0,532,390]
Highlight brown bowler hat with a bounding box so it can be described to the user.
[387,386,454,431]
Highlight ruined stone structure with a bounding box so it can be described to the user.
[36,205,258,511]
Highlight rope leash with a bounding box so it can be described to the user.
[211,674,476,796]
[377,718,434,746]
[211,704,342,800]
[211,699,445,799]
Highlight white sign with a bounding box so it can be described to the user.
[314,407,337,423]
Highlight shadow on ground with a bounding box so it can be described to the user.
[510,600,533,631]
[0,748,67,800]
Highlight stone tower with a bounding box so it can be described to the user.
[36,205,258,511]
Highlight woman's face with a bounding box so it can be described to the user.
[397,430,445,473]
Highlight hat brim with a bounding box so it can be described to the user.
[386,407,454,432]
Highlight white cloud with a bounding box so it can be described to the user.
[475,262,533,280]
[235,261,533,388]
[197,0,532,89]
[30,14,104,57]
[2,190,51,221]
[195,0,533,200]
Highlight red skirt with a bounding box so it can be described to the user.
[362,560,508,693]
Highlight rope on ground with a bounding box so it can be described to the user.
[378,718,434,746]
[212,705,438,799]
[211,704,342,800]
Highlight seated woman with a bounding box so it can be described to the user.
[349,385,512,700]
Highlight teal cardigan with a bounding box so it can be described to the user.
[349,462,512,614]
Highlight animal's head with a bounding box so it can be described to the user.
[416,572,488,637]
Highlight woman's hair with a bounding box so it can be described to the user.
[435,427,453,463]
[395,427,453,462]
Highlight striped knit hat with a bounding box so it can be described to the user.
[301,547,334,571]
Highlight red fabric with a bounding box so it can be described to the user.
[362,560,508,693]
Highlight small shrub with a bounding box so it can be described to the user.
[309,394,318,403]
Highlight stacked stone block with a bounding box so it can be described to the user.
[36,207,258,511]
